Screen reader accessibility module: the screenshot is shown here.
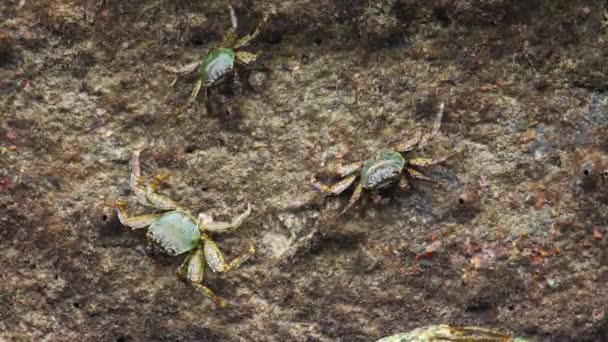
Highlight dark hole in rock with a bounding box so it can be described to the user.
[188,26,211,46]
[190,36,205,46]
[0,50,13,68]
[102,214,108,222]
[458,197,465,205]
[433,7,451,26]
[465,301,492,313]
[263,30,283,44]
[184,145,196,154]
[583,169,590,176]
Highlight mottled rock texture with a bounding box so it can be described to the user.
[1,0,608,340]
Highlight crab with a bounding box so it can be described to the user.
[115,151,255,307]
[163,5,271,106]
[376,324,529,342]
[310,103,454,215]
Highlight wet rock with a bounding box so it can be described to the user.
[4,0,608,340]
[357,0,402,46]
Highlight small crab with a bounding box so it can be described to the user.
[163,5,271,106]
[376,324,529,342]
[115,151,255,307]
[310,103,455,214]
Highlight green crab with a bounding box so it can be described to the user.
[376,324,529,342]
[163,5,271,106]
[310,103,454,214]
[115,151,254,307]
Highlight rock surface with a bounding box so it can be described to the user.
[2,0,608,340]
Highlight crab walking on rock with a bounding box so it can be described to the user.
[115,151,255,307]
[162,5,271,106]
[311,103,456,215]
[377,324,530,342]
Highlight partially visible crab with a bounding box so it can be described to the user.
[163,5,271,106]
[310,103,455,215]
[115,151,255,307]
[376,324,529,342]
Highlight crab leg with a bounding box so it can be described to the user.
[406,168,435,182]
[129,150,154,207]
[161,61,201,75]
[310,174,358,195]
[232,69,244,95]
[198,203,252,233]
[393,130,422,153]
[177,249,225,307]
[310,161,362,194]
[229,4,238,30]
[218,6,239,46]
[408,151,461,167]
[203,237,255,274]
[161,61,201,87]
[187,79,204,107]
[418,102,444,149]
[115,200,162,229]
[398,176,412,191]
[235,51,260,66]
[329,161,364,177]
[339,183,363,215]
[439,326,511,341]
[408,153,454,168]
[145,173,181,211]
[231,10,271,49]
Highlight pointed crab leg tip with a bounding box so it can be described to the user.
[214,298,227,308]
[338,210,350,217]
[228,5,238,29]
[133,149,146,161]
[338,206,351,216]
[309,182,321,191]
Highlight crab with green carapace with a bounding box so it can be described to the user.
[310,103,456,215]
[377,324,529,342]
[115,151,255,307]
[163,5,271,106]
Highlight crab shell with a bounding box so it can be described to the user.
[376,324,527,342]
[360,151,406,190]
[146,211,200,256]
[200,48,235,86]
